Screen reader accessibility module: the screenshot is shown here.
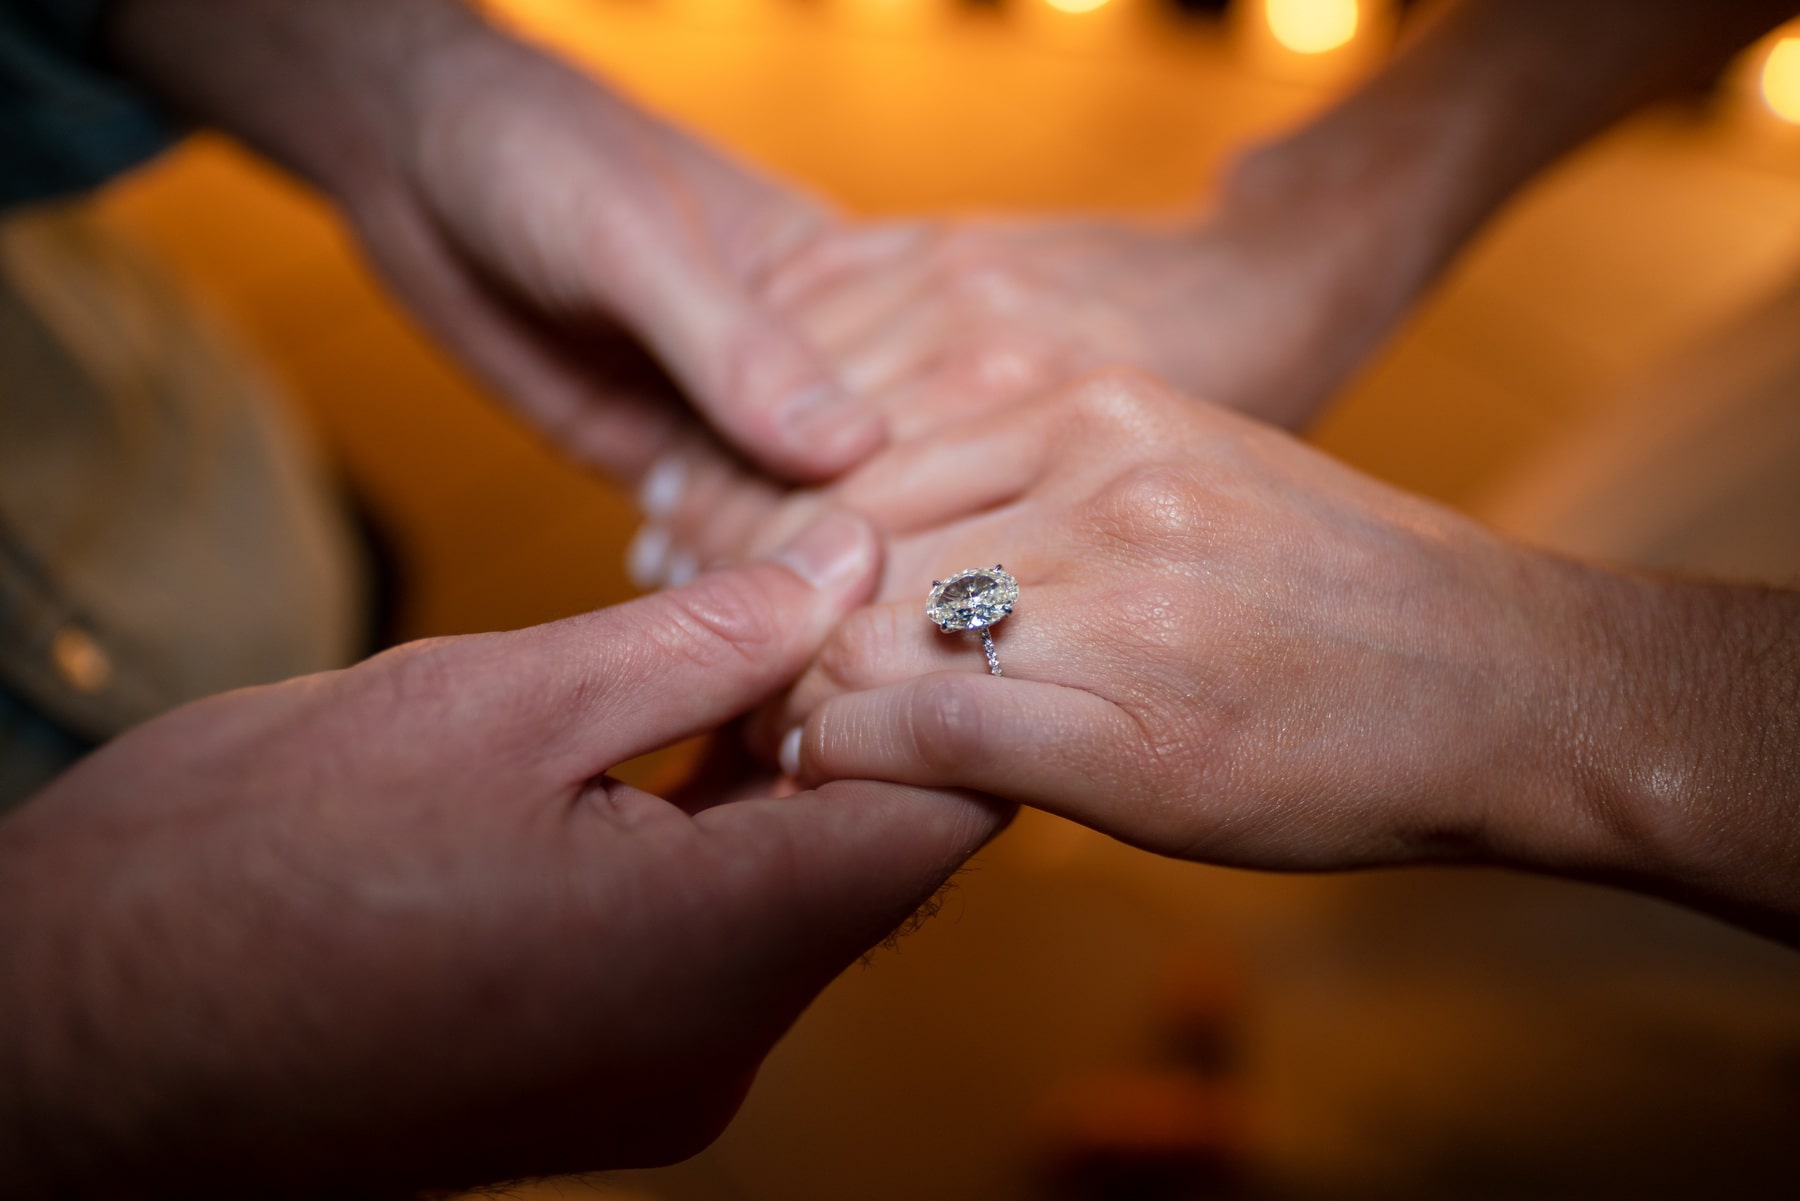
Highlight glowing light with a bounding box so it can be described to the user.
[1044,0,1111,14]
[1760,36,1800,124]
[1265,0,1359,55]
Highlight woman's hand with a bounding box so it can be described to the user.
[766,370,1568,869]
[0,516,1006,1198]
[769,371,1800,941]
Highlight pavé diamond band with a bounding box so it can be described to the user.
[926,565,1019,677]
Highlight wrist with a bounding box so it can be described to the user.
[1164,130,1452,429]
[1476,557,1800,938]
[1196,1,1649,427]
[105,0,493,207]
[1216,92,1485,324]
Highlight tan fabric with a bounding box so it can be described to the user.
[0,203,366,751]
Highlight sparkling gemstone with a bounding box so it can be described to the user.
[926,566,1019,631]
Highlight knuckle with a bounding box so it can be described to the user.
[948,265,1026,312]
[1088,463,1211,548]
[906,674,988,773]
[353,636,466,722]
[815,604,903,691]
[963,342,1059,397]
[1063,366,1175,438]
[648,571,784,672]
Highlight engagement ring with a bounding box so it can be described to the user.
[926,566,1018,677]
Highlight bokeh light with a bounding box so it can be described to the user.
[1043,0,1112,13]
[1265,0,1359,55]
[1760,36,1800,124]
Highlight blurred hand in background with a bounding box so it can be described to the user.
[110,0,882,485]
[624,172,1413,584]
[623,0,1800,584]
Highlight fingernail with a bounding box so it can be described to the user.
[664,548,699,589]
[626,526,671,591]
[779,727,802,778]
[774,511,871,591]
[637,455,687,520]
[787,403,886,469]
[769,373,884,472]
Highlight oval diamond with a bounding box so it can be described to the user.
[926,566,1019,632]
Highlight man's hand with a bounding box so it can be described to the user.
[0,515,1006,1198]
[108,0,880,483]
[768,371,1800,943]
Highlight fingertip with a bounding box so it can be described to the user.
[727,322,885,482]
[768,509,880,600]
[626,525,671,591]
[781,401,887,481]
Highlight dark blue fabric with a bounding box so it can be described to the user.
[0,0,176,209]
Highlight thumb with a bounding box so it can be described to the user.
[626,251,884,484]
[369,512,881,783]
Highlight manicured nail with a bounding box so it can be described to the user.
[664,549,699,589]
[779,727,802,779]
[637,456,687,520]
[626,526,670,591]
[774,511,871,591]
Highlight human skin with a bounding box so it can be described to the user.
[624,203,1388,585]
[106,0,880,484]
[0,516,1006,1199]
[769,372,1800,945]
[631,0,1800,580]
